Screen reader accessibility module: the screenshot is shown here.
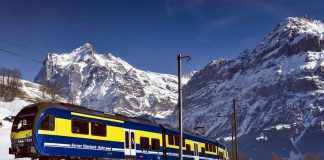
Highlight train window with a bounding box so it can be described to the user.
[201,147,206,156]
[185,144,191,154]
[151,138,160,151]
[168,135,174,145]
[205,143,208,151]
[174,135,179,146]
[182,138,186,147]
[40,114,55,131]
[209,144,213,152]
[125,131,129,148]
[91,122,106,137]
[12,107,37,132]
[140,137,149,150]
[72,118,89,135]
[213,145,216,153]
[131,132,135,149]
[219,152,224,159]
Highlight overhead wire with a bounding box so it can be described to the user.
[0,48,43,64]
[1,1,200,74]
[39,0,202,74]
[0,39,46,55]
[39,0,175,59]
[0,39,47,66]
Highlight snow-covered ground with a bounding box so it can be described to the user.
[0,119,29,160]
[0,99,29,160]
[0,78,55,160]
[0,98,30,117]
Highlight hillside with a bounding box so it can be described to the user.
[167,17,324,159]
[0,79,60,160]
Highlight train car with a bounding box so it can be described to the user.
[9,102,229,160]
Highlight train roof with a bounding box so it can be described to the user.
[27,102,225,147]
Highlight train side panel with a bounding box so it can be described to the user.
[34,108,125,159]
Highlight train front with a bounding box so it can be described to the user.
[9,105,38,158]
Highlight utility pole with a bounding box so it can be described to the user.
[233,99,238,160]
[232,108,235,160]
[177,54,190,160]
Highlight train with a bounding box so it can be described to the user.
[9,102,229,160]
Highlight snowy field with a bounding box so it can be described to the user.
[0,103,29,160]
[0,121,29,160]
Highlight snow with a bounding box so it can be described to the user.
[0,107,12,120]
[287,151,302,160]
[0,77,63,116]
[164,17,324,159]
[0,77,67,159]
[0,116,29,160]
[223,136,233,142]
[300,51,324,70]
[0,98,30,116]
[36,43,188,118]
[256,133,268,141]
[264,124,291,131]
[285,17,324,38]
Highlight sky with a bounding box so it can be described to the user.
[0,0,324,81]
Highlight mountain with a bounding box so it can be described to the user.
[167,17,324,159]
[183,70,198,80]
[35,44,188,118]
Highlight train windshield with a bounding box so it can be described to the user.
[12,107,37,132]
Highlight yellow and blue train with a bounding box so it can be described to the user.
[9,102,229,160]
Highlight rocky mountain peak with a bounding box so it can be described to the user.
[166,17,324,159]
[35,44,183,118]
[72,43,93,54]
[69,43,96,62]
[281,17,324,32]
[226,17,324,76]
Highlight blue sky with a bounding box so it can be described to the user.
[0,0,323,81]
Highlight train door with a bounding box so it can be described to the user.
[193,142,199,160]
[124,129,136,159]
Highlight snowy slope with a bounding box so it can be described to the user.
[0,78,65,160]
[166,17,324,159]
[35,44,188,118]
[0,78,63,116]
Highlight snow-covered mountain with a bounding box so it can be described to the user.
[35,44,187,118]
[167,17,324,159]
[183,70,198,80]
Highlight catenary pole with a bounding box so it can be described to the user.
[177,54,183,160]
[177,54,190,160]
[233,99,238,160]
[232,106,235,160]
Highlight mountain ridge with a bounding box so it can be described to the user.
[35,44,190,118]
[166,17,324,159]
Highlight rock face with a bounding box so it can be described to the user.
[168,17,324,159]
[35,43,183,118]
